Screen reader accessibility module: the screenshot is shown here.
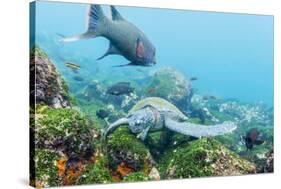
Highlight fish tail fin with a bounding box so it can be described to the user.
[60,5,107,43]
[59,33,94,42]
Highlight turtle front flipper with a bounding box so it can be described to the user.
[136,126,151,141]
[164,117,237,138]
[103,118,129,139]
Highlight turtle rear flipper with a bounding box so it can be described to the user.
[164,118,237,138]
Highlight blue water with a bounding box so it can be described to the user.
[34,1,274,106]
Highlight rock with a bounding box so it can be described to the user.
[264,150,273,173]
[81,80,105,102]
[34,106,95,160]
[106,127,155,180]
[30,46,70,108]
[145,67,193,114]
[123,172,149,182]
[158,138,256,179]
[33,149,61,187]
[77,154,112,184]
[79,80,139,113]
[148,167,161,180]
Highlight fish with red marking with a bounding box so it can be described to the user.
[61,4,156,67]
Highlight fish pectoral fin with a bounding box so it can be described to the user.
[112,62,139,67]
[110,5,125,21]
[97,43,121,60]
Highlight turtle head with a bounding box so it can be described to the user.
[127,107,155,134]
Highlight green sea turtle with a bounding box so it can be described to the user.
[103,97,237,141]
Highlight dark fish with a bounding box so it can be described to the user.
[72,76,84,82]
[136,68,146,74]
[203,95,217,100]
[96,109,110,119]
[106,82,134,96]
[190,77,198,81]
[243,128,265,150]
[61,5,156,67]
[147,88,156,94]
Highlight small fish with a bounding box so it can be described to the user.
[190,77,198,81]
[96,109,110,119]
[106,82,134,96]
[65,62,81,69]
[65,62,81,73]
[136,68,146,74]
[243,128,265,150]
[147,87,157,94]
[203,95,217,100]
[72,76,84,82]
[60,5,156,67]
[146,85,162,94]
[59,56,81,72]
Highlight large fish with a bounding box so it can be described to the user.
[62,5,156,67]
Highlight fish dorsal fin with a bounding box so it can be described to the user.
[110,5,124,21]
[136,38,144,58]
[97,43,121,60]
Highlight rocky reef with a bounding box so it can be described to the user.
[144,67,193,114]
[158,138,256,178]
[106,127,156,181]
[31,46,273,187]
[30,46,70,108]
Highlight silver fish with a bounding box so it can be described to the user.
[61,5,156,67]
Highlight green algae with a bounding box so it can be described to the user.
[78,156,112,184]
[123,172,149,182]
[107,127,153,176]
[30,45,49,59]
[34,149,60,187]
[158,138,256,179]
[35,106,94,155]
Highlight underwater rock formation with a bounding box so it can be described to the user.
[106,127,156,181]
[79,80,139,113]
[264,150,273,173]
[33,149,61,187]
[158,138,256,178]
[34,106,95,159]
[31,46,70,108]
[32,106,96,187]
[192,95,273,126]
[145,67,193,114]
[81,80,105,102]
